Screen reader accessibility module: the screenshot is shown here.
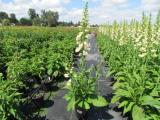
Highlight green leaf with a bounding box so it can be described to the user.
[106,70,115,78]
[118,100,128,108]
[63,94,71,101]
[115,71,125,76]
[53,71,59,77]
[9,108,16,117]
[150,88,159,97]
[91,96,108,107]
[113,81,121,89]
[0,105,4,111]
[141,96,160,109]
[78,101,90,110]
[141,95,154,102]
[47,69,52,75]
[132,105,145,120]
[123,102,134,114]
[67,96,76,111]
[78,101,84,108]
[117,76,125,81]
[115,89,132,98]
[87,97,93,104]
[111,95,120,104]
[84,101,90,110]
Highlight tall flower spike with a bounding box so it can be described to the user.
[75,0,90,56]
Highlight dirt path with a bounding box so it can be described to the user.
[45,34,127,120]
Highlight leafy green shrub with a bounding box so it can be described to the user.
[0,73,23,120]
[64,59,108,111]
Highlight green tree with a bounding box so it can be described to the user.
[20,18,32,26]
[41,10,48,26]
[41,10,59,27]
[0,12,9,22]
[28,8,37,20]
[32,17,41,26]
[9,13,18,24]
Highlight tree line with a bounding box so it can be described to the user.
[0,8,80,27]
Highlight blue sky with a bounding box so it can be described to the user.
[1,0,11,3]
[128,0,141,7]
[0,0,159,24]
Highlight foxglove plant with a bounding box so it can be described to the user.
[64,2,108,119]
[64,58,108,111]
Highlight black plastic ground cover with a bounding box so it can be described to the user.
[45,34,128,120]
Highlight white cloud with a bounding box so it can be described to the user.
[141,0,160,11]
[142,0,159,4]
[0,0,70,18]
[60,8,83,22]
[0,0,159,24]
[88,0,160,24]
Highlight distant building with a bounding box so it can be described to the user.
[11,23,16,26]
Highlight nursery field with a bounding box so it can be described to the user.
[0,26,78,119]
[0,1,160,120]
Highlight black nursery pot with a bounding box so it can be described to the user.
[32,91,44,106]
[75,107,88,120]
[34,96,43,103]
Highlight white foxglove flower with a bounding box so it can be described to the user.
[139,47,146,52]
[151,49,157,53]
[76,32,83,42]
[76,35,81,43]
[83,50,88,56]
[78,32,83,36]
[75,43,83,53]
[135,37,140,43]
[138,53,147,58]
[84,41,88,48]
[79,53,82,56]
[64,74,69,78]
[85,29,89,32]
[85,34,89,39]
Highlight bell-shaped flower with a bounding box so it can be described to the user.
[75,43,83,53]
[139,47,147,52]
[83,50,88,56]
[138,53,147,58]
[64,74,69,78]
